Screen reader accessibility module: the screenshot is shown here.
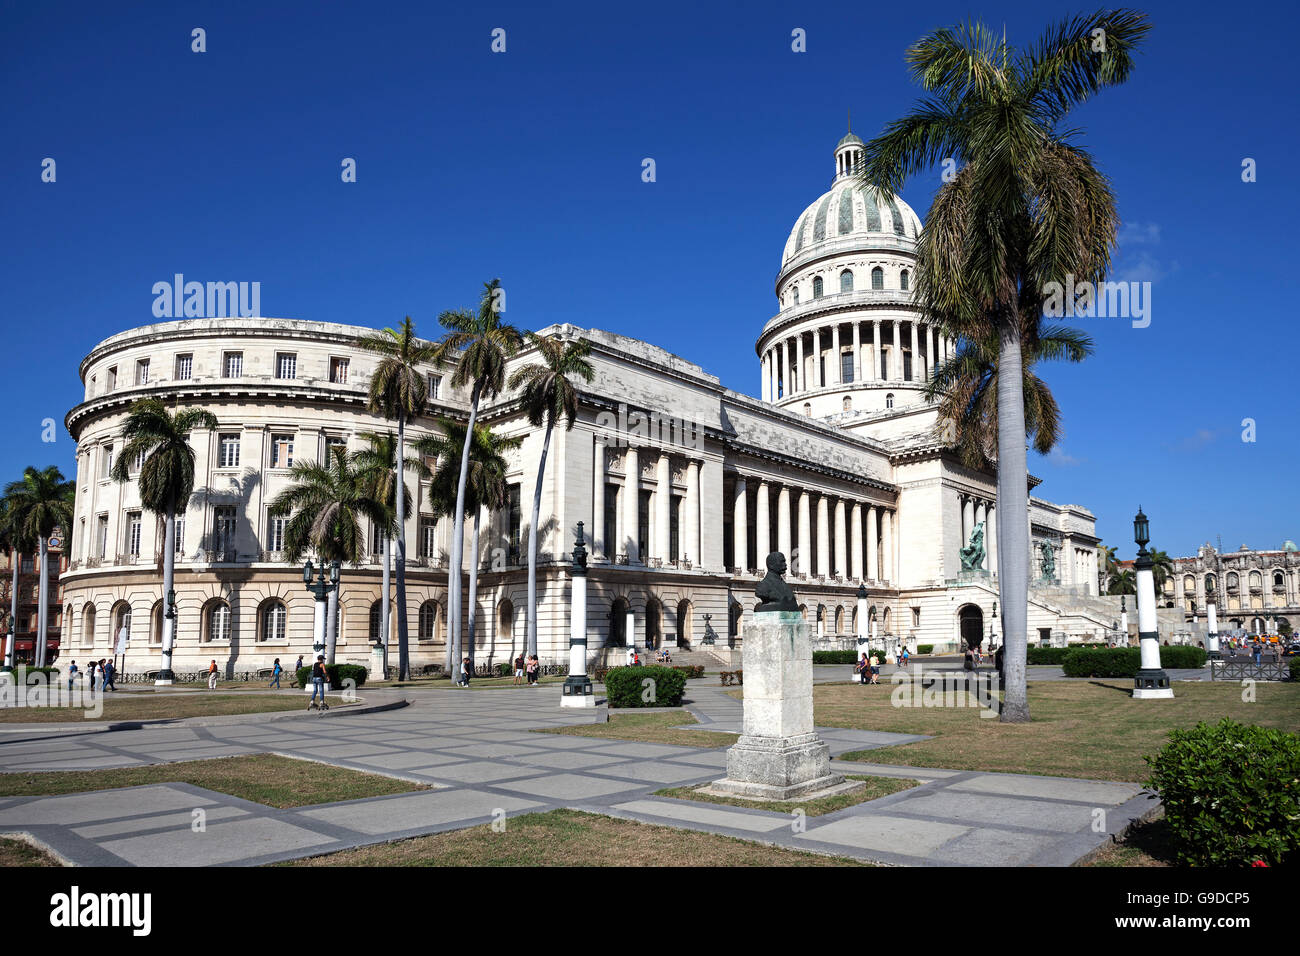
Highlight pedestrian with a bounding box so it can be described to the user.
[1252,640,1262,665]
[627,645,637,667]
[207,659,218,690]
[86,659,97,692]
[460,657,472,687]
[513,652,525,686]
[963,646,974,671]
[67,660,78,692]
[526,655,539,686]
[869,653,880,684]
[855,653,869,685]
[102,658,116,692]
[295,654,304,675]
[269,657,282,689]
[308,655,327,708]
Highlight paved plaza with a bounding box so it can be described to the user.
[0,677,1155,867]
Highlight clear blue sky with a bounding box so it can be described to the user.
[3,0,1296,562]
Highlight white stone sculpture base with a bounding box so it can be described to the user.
[712,610,845,800]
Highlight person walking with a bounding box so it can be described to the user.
[459,657,471,688]
[308,655,327,709]
[86,659,97,693]
[207,659,218,690]
[102,658,116,692]
[869,652,880,684]
[1252,639,1263,665]
[513,653,525,686]
[855,652,869,685]
[295,654,304,675]
[269,658,282,689]
[526,654,539,686]
[66,660,78,692]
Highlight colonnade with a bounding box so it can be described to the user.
[959,493,996,572]
[731,475,895,584]
[589,438,702,567]
[760,318,956,401]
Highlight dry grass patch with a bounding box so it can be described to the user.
[0,754,426,808]
[655,775,919,816]
[281,808,867,866]
[533,710,737,748]
[825,679,1300,782]
[1084,813,1175,867]
[0,836,63,867]
[0,693,347,723]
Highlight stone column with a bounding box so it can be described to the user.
[755,481,770,562]
[910,320,920,381]
[623,447,639,563]
[592,439,606,558]
[655,453,671,562]
[797,490,811,576]
[871,319,881,381]
[770,351,779,402]
[795,333,805,393]
[685,460,700,565]
[834,498,847,578]
[867,505,879,581]
[779,340,789,399]
[777,485,792,563]
[831,323,841,384]
[733,477,748,573]
[850,502,864,582]
[882,509,893,583]
[892,321,903,381]
[816,495,830,577]
[851,321,861,383]
[962,495,974,547]
[761,352,771,402]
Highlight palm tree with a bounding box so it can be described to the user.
[926,324,1092,469]
[858,11,1149,722]
[434,279,523,665]
[3,467,75,668]
[507,332,594,657]
[1149,548,1174,603]
[109,399,218,681]
[356,317,442,681]
[414,419,521,668]
[268,445,388,664]
[1108,567,1136,596]
[354,431,420,660]
[0,497,33,671]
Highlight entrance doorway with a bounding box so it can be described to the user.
[958,604,984,650]
[677,600,692,649]
[646,599,663,649]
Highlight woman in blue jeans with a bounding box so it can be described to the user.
[269,658,282,689]
[309,656,327,708]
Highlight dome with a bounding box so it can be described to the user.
[780,180,923,270]
[1284,540,1298,552]
[836,131,863,148]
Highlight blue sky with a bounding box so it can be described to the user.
[3,0,1296,561]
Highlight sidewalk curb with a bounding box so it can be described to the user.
[0,698,411,734]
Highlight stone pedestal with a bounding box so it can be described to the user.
[712,610,844,800]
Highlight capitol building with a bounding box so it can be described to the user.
[59,134,1113,676]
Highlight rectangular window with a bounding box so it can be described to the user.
[420,518,437,559]
[371,522,386,557]
[604,484,618,558]
[275,353,297,379]
[223,352,243,378]
[670,494,680,562]
[136,359,150,385]
[102,444,114,479]
[427,373,442,400]
[106,366,117,391]
[880,350,889,380]
[903,351,913,382]
[271,434,294,469]
[841,352,854,383]
[127,512,142,557]
[218,434,240,468]
[214,506,237,554]
[21,555,33,573]
[638,490,651,562]
[330,357,349,384]
[174,353,193,380]
[268,515,287,553]
[324,436,347,462]
[174,517,186,557]
[131,448,146,474]
[97,516,109,559]
[507,484,521,563]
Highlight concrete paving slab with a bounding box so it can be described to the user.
[493,773,646,800]
[946,774,1143,806]
[930,826,1051,866]
[799,814,970,856]
[611,799,791,833]
[101,815,336,866]
[297,789,543,835]
[73,805,250,839]
[415,761,547,785]
[888,789,1096,833]
[511,751,627,771]
[0,785,218,826]
[441,743,546,759]
[592,761,718,785]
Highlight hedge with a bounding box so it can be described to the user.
[916,645,934,655]
[813,651,859,664]
[1061,646,1206,677]
[1027,647,1070,665]
[295,663,368,690]
[603,665,687,707]
[1146,718,1300,866]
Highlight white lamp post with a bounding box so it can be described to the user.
[1132,508,1173,699]
[1206,598,1220,659]
[562,522,594,708]
[855,584,868,658]
[1120,594,1129,643]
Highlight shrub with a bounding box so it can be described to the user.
[295,664,367,690]
[813,651,858,664]
[1146,718,1300,866]
[1061,648,1139,678]
[1027,647,1070,665]
[672,665,705,679]
[603,665,686,707]
[5,665,60,678]
[916,644,933,655]
[1160,646,1206,669]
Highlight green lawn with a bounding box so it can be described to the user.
[279,808,867,867]
[0,754,426,808]
[0,836,62,867]
[0,693,352,723]
[533,710,738,748]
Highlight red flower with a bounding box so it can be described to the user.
[1251,860,1269,867]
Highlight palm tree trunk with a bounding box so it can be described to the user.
[996,324,1030,723]
[326,579,339,666]
[466,507,481,667]
[381,533,391,674]
[36,536,49,668]
[447,387,482,671]
[5,548,18,670]
[526,421,553,659]
[395,411,410,681]
[159,511,177,680]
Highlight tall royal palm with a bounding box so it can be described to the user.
[269,446,388,664]
[357,317,441,681]
[414,419,520,667]
[0,497,34,671]
[3,466,76,668]
[859,11,1148,721]
[354,431,420,660]
[109,399,218,682]
[508,332,594,658]
[434,279,522,666]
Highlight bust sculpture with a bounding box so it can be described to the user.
[755,552,800,612]
[960,521,986,572]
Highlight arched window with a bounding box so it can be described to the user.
[886,393,895,409]
[260,599,287,642]
[900,269,910,291]
[812,276,824,299]
[150,601,164,645]
[1183,574,1196,592]
[792,287,800,305]
[803,402,812,416]
[419,601,442,642]
[82,603,96,646]
[840,269,854,293]
[871,267,884,290]
[112,602,132,647]
[1274,570,1285,588]
[368,600,384,643]
[610,597,629,647]
[206,600,231,642]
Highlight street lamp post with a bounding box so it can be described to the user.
[1206,596,1221,659]
[1120,594,1129,644]
[1132,508,1173,699]
[855,584,868,658]
[303,559,340,662]
[562,522,594,708]
[156,587,178,685]
[988,600,997,652]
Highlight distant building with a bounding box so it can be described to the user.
[1,534,66,664]
[1166,541,1299,636]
